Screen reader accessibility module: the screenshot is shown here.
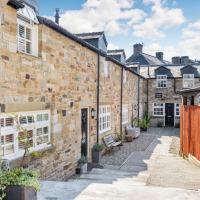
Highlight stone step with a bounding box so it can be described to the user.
[90,168,138,176]
[79,173,138,181]
[120,165,147,173]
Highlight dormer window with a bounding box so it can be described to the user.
[17,4,38,56]
[183,74,194,88]
[18,23,32,54]
[156,75,167,88]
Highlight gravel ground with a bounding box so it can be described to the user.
[169,136,180,155]
[100,134,156,166]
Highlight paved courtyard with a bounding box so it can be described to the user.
[38,128,200,200]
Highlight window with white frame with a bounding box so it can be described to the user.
[183,74,194,88]
[156,75,167,88]
[0,110,51,159]
[99,105,111,134]
[122,104,128,124]
[17,22,32,54]
[175,103,180,116]
[17,3,38,56]
[153,103,164,116]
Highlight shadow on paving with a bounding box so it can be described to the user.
[39,127,193,200]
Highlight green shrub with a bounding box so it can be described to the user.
[78,156,87,166]
[92,143,104,152]
[0,168,40,200]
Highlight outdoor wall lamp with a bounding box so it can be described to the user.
[91,108,96,119]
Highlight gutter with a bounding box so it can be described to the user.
[7,0,24,9]
[96,53,100,144]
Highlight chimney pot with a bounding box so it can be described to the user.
[156,52,164,61]
[133,43,143,56]
[55,8,60,24]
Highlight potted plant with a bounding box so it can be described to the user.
[92,144,104,164]
[0,168,40,200]
[76,156,87,175]
[139,115,150,132]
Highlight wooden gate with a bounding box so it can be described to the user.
[180,106,200,160]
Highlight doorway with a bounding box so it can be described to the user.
[81,108,89,157]
[165,103,174,126]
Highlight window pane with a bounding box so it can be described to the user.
[19,24,25,38]
[5,118,13,126]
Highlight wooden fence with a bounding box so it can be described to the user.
[180,106,200,161]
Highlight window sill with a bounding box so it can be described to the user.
[99,128,112,135]
[2,144,54,162]
[17,50,38,58]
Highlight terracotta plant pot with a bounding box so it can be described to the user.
[5,186,37,200]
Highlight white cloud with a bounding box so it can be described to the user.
[133,0,186,39]
[179,20,200,60]
[107,43,119,50]
[57,0,145,36]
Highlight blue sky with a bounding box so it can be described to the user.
[38,0,200,61]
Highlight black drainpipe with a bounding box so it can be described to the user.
[147,79,149,117]
[96,53,100,144]
[120,67,123,135]
[137,64,141,124]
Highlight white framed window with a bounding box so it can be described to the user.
[153,103,164,116]
[175,103,180,116]
[183,74,194,88]
[0,110,51,159]
[123,70,127,84]
[122,104,128,125]
[99,105,111,134]
[17,22,32,54]
[156,75,167,88]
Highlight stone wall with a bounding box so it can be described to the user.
[0,3,143,180]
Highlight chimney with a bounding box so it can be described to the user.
[156,52,164,61]
[172,56,181,65]
[133,43,143,56]
[181,56,189,64]
[55,8,60,24]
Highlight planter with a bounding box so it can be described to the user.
[92,150,101,163]
[75,167,82,175]
[81,163,88,174]
[140,127,147,132]
[5,186,37,200]
[125,135,133,142]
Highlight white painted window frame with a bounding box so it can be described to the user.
[156,75,167,88]
[99,105,111,134]
[175,103,180,117]
[183,74,194,88]
[0,110,51,160]
[17,19,33,55]
[122,104,129,125]
[153,103,165,117]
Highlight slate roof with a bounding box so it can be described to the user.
[140,64,200,78]
[37,16,144,79]
[107,49,126,59]
[7,0,24,9]
[76,32,108,47]
[126,53,170,66]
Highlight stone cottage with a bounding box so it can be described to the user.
[140,65,200,127]
[0,0,144,180]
